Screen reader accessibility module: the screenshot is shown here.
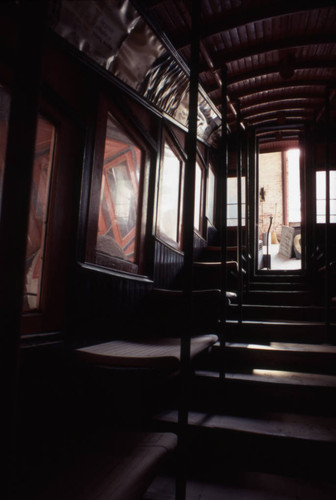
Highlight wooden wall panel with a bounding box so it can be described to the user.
[67,265,153,347]
[153,239,184,289]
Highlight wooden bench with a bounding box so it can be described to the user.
[76,334,218,372]
[36,431,177,500]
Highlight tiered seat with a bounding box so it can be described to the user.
[76,334,218,372]
[36,431,177,500]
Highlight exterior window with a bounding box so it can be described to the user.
[227,176,246,227]
[23,116,55,312]
[156,140,183,246]
[95,114,142,266]
[206,165,215,224]
[287,149,301,224]
[0,85,11,210]
[316,170,336,224]
[194,161,203,232]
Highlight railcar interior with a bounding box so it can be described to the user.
[1,1,336,499]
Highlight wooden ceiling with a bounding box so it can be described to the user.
[136,0,336,149]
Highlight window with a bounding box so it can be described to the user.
[96,114,141,263]
[23,116,55,312]
[287,149,301,223]
[156,139,184,246]
[86,110,145,273]
[227,176,246,226]
[194,161,203,232]
[316,170,336,223]
[206,165,216,225]
[0,85,11,210]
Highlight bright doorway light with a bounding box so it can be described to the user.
[287,149,301,223]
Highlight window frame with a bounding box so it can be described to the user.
[315,169,336,224]
[194,155,206,236]
[155,129,185,250]
[227,175,246,227]
[22,114,56,313]
[21,101,81,335]
[205,161,216,226]
[85,95,148,275]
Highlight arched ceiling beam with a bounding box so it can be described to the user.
[229,80,333,99]
[173,1,336,49]
[241,99,322,116]
[249,115,309,127]
[214,90,325,109]
[208,37,336,71]
[255,124,304,133]
[224,60,336,86]
[242,108,313,123]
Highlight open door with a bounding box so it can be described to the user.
[257,148,303,272]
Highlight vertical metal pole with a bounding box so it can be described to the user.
[325,91,331,337]
[236,101,243,322]
[219,66,228,380]
[245,128,250,287]
[177,1,200,499]
[248,128,256,276]
[0,2,48,497]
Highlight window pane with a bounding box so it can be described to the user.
[316,170,336,223]
[227,177,237,204]
[227,204,237,219]
[330,199,336,218]
[287,149,301,223]
[227,176,246,226]
[330,171,336,199]
[156,143,181,243]
[23,117,55,312]
[227,218,238,227]
[0,85,11,210]
[194,162,202,231]
[206,166,215,223]
[96,114,141,263]
[316,171,326,200]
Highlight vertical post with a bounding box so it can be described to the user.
[324,91,331,337]
[244,128,250,287]
[236,101,243,322]
[0,2,48,497]
[248,128,256,276]
[219,66,228,379]
[299,131,306,272]
[177,1,200,499]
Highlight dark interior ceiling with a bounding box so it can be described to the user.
[135,0,336,151]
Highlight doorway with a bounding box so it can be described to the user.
[258,148,302,271]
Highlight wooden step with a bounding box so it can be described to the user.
[227,303,326,322]
[153,408,336,478]
[193,261,240,290]
[156,408,336,443]
[243,289,314,306]
[201,245,247,262]
[248,281,310,291]
[192,370,336,416]
[146,468,336,500]
[224,319,328,343]
[220,342,336,375]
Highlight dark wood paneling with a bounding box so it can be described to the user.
[66,264,153,347]
[153,239,184,289]
[193,230,208,260]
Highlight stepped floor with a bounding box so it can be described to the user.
[144,471,336,499]
[226,342,336,353]
[196,368,336,387]
[154,409,336,442]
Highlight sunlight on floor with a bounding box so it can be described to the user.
[262,243,301,271]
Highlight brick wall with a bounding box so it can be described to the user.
[259,152,283,241]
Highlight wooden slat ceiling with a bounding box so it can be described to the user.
[141,0,336,148]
